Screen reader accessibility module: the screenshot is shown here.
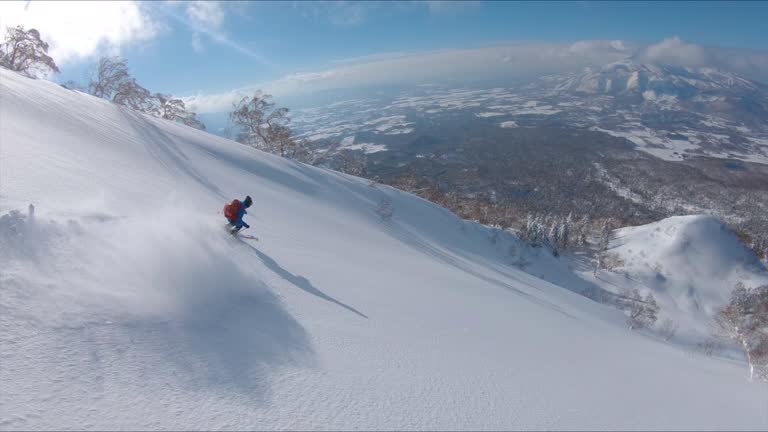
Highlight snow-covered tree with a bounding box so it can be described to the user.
[580,214,592,228]
[599,218,615,251]
[548,222,560,247]
[0,26,59,78]
[716,283,768,381]
[523,214,548,247]
[559,213,571,250]
[577,213,592,247]
[524,214,535,238]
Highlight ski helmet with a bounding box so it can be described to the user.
[244,195,253,207]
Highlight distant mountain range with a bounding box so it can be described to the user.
[546,60,763,99]
[291,60,768,164]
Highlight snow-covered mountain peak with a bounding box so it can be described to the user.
[557,60,760,97]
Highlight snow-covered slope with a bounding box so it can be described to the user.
[1,69,767,430]
[575,216,768,342]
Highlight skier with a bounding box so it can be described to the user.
[223,195,252,235]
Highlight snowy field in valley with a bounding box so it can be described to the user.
[1,69,767,430]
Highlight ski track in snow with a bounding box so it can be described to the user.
[1,69,768,430]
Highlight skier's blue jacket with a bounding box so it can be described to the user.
[226,198,250,229]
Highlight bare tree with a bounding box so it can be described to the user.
[88,56,131,99]
[155,93,187,120]
[84,57,205,129]
[659,318,678,341]
[696,338,725,357]
[182,113,206,131]
[230,92,302,158]
[285,137,312,163]
[397,171,421,192]
[0,26,59,78]
[716,282,768,381]
[267,123,298,159]
[155,93,206,130]
[593,218,619,274]
[112,78,155,112]
[598,252,625,272]
[623,287,660,330]
[61,80,85,91]
[338,149,367,177]
[375,198,394,222]
[87,56,154,111]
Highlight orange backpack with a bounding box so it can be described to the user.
[223,199,242,221]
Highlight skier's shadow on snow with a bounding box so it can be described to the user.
[242,241,369,319]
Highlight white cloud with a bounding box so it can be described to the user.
[267,42,629,93]
[183,1,226,55]
[184,37,768,114]
[294,1,466,27]
[159,1,269,64]
[636,37,768,81]
[183,85,257,113]
[184,41,630,112]
[330,51,419,65]
[424,1,481,14]
[189,23,267,63]
[191,32,204,53]
[640,36,709,67]
[293,1,370,27]
[292,1,481,26]
[185,1,225,29]
[0,1,159,65]
[610,40,627,51]
[568,39,634,56]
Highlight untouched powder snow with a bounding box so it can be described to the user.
[1,69,767,430]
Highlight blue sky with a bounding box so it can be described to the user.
[2,1,768,111]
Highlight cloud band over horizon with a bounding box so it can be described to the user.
[183,38,768,113]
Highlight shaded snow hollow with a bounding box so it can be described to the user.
[1,69,767,430]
